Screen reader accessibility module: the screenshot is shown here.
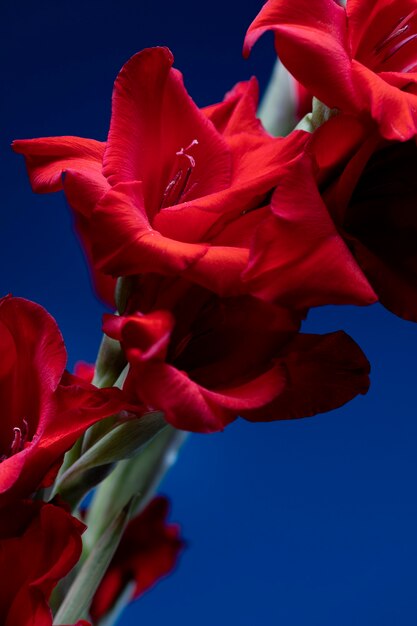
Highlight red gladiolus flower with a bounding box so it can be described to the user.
[244,0,417,140]
[246,109,417,322]
[310,115,417,322]
[0,296,125,507]
[13,46,310,301]
[90,496,183,622]
[102,282,370,433]
[0,499,87,626]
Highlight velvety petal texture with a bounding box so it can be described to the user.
[243,331,370,422]
[103,304,286,432]
[0,500,85,626]
[92,181,210,277]
[0,296,126,507]
[243,153,377,308]
[90,496,183,622]
[244,0,417,140]
[203,78,265,137]
[12,137,107,197]
[103,284,370,433]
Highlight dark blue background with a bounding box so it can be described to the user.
[1,1,417,624]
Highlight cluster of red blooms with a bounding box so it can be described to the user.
[0,295,182,625]
[3,0,417,622]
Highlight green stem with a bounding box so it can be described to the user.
[53,500,134,624]
[84,426,188,554]
[52,316,187,623]
[82,365,129,454]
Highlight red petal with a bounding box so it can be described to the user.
[0,502,84,626]
[42,372,125,444]
[0,297,125,506]
[309,114,371,181]
[182,246,248,296]
[333,140,417,322]
[351,61,417,140]
[243,331,370,422]
[0,296,66,455]
[103,47,231,215]
[114,299,297,433]
[12,136,106,196]
[244,0,417,140]
[244,0,355,112]
[153,131,309,244]
[135,361,284,433]
[73,361,95,383]
[63,168,110,218]
[203,78,263,137]
[92,181,210,276]
[103,311,173,362]
[72,211,116,307]
[243,154,377,308]
[349,240,417,322]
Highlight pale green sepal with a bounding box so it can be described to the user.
[53,434,84,497]
[295,112,315,133]
[93,333,126,389]
[312,97,338,129]
[295,97,339,134]
[53,499,135,625]
[54,412,166,507]
[115,276,135,315]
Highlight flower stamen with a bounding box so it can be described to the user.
[1,418,30,461]
[374,9,417,66]
[161,139,199,209]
